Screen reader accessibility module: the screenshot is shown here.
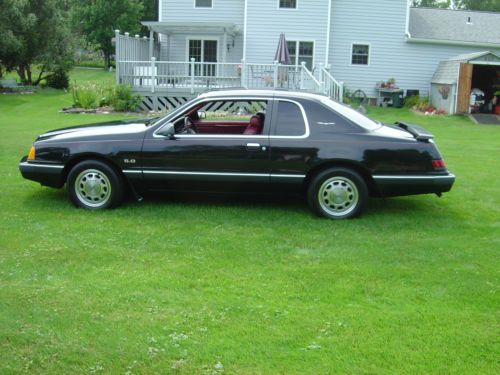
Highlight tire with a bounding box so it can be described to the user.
[67,160,124,209]
[307,167,368,219]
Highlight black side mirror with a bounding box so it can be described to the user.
[157,122,175,139]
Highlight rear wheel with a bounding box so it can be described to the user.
[307,168,368,219]
[67,160,124,209]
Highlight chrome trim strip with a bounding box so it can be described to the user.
[271,174,305,178]
[373,174,455,180]
[123,170,142,175]
[144,170,268,177]
[19,162,64,170]
[124,170,306,179]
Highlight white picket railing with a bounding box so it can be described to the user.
[320,66,344,102]
[117,57,342,102]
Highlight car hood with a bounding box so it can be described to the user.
[36,118,159,142]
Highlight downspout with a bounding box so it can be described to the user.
[405,0,412,40]
[243,0,248,61]
[405,0,410,37]
[325,0,332,67]
[158,0,162,43]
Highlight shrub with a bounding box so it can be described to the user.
[404,95,420,108]
[415,97,430,112]
[70,82,141,111]
[111,84,142,112]
[46,68,70,89]
[71,82,99,109]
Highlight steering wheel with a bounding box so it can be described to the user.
[182,117,197,134]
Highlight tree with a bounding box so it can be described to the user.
[0,0,73,85]
[411,0,451,8]
[141,0,158,35]
[412,0,500,11]
[71,0,144,68]
[455,0,500,12]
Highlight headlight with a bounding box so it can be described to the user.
[27,145,36,161]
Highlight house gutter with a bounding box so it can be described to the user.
[243,0,248,61]
[325,0,332,66]
[406,37,500,49]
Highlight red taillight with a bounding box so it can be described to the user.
[432,159,446,169]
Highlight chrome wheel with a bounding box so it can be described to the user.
[74,169,112,208]
[318,176,359,217]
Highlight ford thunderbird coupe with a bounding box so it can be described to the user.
[19,89,455,219]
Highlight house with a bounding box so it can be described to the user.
[115,0,500,113]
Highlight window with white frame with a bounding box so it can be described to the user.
[286,41,314,70]
[279,0,297,9]
[351,44,369,65]
[195,0,212,8]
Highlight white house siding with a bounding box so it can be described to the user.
[245,0,330,68]
[329,0,500,98]
[159,0,245,62]
[159,34,243,63]
[161,0,245,24]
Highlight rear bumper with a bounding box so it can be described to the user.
[19,157,65,188]
[373,173,455,197]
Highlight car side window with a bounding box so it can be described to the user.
[274,101,306,136]
[306,101,360,133]
[173,99,268,136]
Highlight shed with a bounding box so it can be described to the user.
[431,51,500,114]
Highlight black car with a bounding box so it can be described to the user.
[19,89,455,219]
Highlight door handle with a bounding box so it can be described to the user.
[246,143,261,151]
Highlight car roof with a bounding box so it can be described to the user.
[198,89,328,101]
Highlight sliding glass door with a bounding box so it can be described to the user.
[188,39,218,76]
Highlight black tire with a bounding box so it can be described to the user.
[307,167,368,219]
[67,160,124,209]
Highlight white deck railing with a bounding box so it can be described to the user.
[117,58,342,101]
[320,66,344,102]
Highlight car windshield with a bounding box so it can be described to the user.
[320,97,382,131]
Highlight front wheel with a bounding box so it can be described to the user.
[307,168,368,219]
[67,160,124,209]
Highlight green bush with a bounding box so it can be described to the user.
[404,95,420,108]
[70,82,141,111]
[111,84,142,112]
[416,97,430,111]
[70,82,100,109]
[46,68,70,89]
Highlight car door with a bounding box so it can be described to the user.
[140,98,272,193]
[268,98,315,193]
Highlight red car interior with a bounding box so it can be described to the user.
[192,114,265,135]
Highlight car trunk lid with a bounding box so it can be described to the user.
[394,122,434,142]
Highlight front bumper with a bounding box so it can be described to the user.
[373,172,455,197]
[19,157,65,188]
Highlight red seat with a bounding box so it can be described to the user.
[243,115,263,135]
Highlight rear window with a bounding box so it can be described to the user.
[320,98,381,131]
[274,101,306,136]
[306,101,358,133]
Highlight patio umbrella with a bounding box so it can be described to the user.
[274,33,291,65]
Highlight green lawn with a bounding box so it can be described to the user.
[0,69,499,374]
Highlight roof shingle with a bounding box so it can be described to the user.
[409,7,500,46]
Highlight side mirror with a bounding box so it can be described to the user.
[157,122,175,139]
[198,111,207,119]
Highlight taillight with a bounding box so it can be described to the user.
[432,159,446,169]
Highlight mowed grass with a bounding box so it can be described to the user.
[0,69,499,374]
